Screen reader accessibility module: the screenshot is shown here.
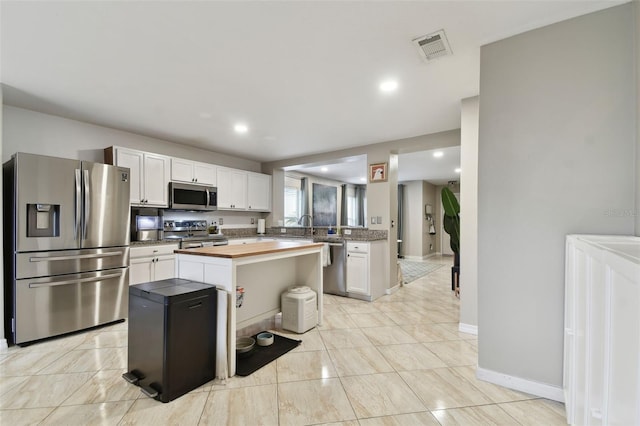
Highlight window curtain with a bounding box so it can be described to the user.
[355,185,366,227]
[397,184,404,257]
[300,177,310,225]
[340,184,348,227]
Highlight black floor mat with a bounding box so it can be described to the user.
[235,332,301,376]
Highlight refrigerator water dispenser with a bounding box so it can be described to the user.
[26,203,60,237]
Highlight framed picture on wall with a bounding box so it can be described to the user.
[369,162,387,183]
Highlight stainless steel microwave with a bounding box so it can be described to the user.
[169,182,217,211]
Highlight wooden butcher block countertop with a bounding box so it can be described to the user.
[174,240,324,259]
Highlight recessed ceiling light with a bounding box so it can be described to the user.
[321,167,328,172]
[379,80,398,93]
[360,177,367,182]
[234,124,248,134]
[455,168,461,173]
[433,151,444,158]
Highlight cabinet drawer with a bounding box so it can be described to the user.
[130,244,179,259]
[347,242,369,254]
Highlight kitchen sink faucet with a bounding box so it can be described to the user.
[297,214,314,236]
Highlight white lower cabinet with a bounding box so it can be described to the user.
[346,241,386,301]
[129,243,179,285]
[564,235,640,426]
[346,246,369,295]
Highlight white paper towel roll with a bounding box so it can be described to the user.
[257,218,266,234]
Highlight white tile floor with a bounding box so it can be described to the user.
[0,255,567,425]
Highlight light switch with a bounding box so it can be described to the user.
[376,216,382,224]
[371,217,376,225]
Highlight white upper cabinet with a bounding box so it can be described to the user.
[217,167,248,210]
[106,147,170,207]
[143,153,171,206]
[107,146,270,211]
[247,172,271,211]
[171,158,216,186]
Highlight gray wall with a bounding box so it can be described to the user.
[478,3,635,389]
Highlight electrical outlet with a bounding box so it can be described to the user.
[376,216,382,224]
[430,243,433,250]
[251,218,255,224]
[219,218,223,225]
[281,228,287,233]
[344,229,352,235]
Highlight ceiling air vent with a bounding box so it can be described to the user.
[413,30,452,62]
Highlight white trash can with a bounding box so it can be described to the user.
[281,286,317,333]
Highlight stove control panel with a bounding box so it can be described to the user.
[163,220,208,231]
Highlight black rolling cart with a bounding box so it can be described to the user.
[123,278,218,403]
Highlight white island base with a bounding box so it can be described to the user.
[174,241,323,377]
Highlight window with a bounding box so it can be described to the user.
[346,186,357,227]
[284,176,301,226]
[345,184,366,227]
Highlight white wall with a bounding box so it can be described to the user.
[635,0,640,236]
[422,181,437,257]
[459,96,479,330]
[478,3,635,396]
[401,180,437,259]
[401,181,423,258]
[2,106,261,172]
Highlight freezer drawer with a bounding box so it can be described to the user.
[13,267,128,344]
[16,247,129,279]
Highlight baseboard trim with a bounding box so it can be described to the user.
[401,253,439,261]
[402,255,423,261]
[0,338,8,351]
[476,367,565,402]
[458,323,478,335]
[386,283,401,295]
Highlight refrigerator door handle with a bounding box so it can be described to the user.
[28,271,124,288]
[83,169,90,240]
[75,169,82,240]
[29,251,124,263]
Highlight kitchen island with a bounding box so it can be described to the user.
[174,240,324,377]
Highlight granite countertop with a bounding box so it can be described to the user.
[175,240,323,258]
[130,240,182,247]
[130,232,386,247]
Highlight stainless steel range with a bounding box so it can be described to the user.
[163,220,228,248]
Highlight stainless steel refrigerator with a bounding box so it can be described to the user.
[3,152,131,345]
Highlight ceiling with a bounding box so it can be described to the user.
[1,1,623,179]
[287,145,461,186]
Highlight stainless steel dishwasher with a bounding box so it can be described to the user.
[323,241,347,296]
